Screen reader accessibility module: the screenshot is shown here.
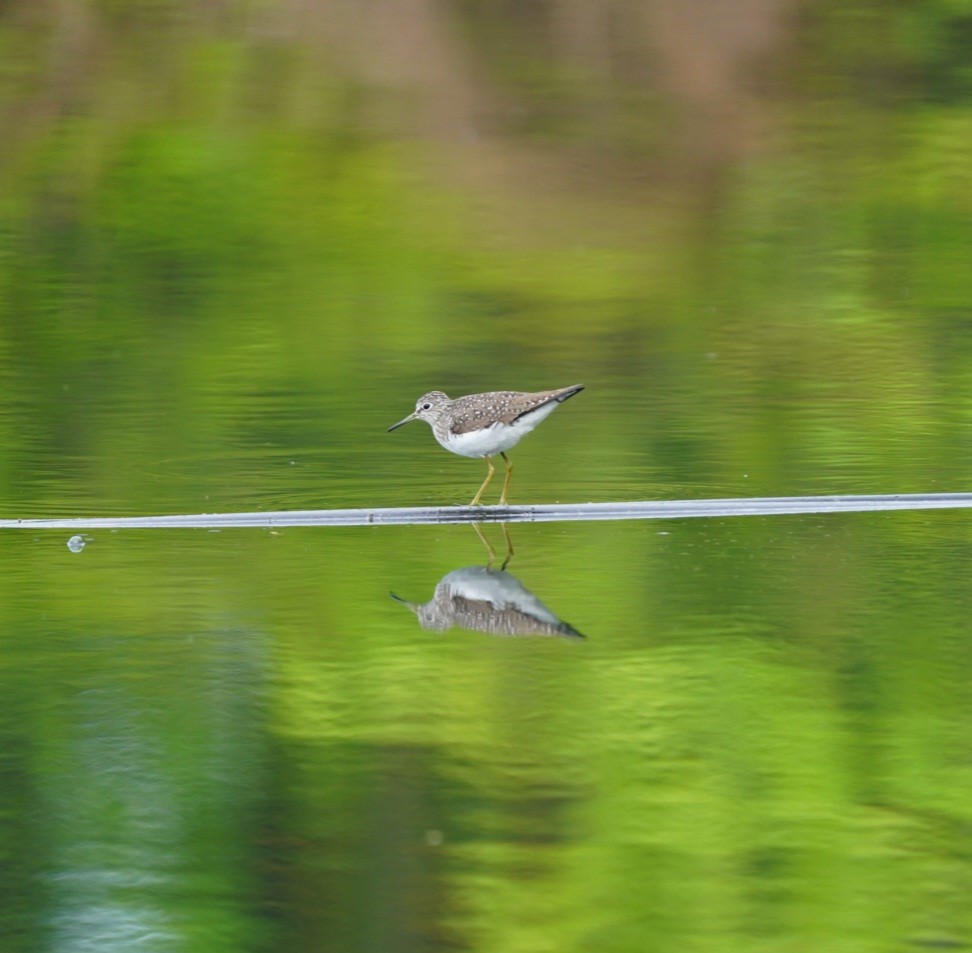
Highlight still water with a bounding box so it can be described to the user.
[4,513,972,951]
[3,1,972,951]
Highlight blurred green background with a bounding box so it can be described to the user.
[1,1,972,951]
[2,0,971,512]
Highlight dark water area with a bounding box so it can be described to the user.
[2,1,972,951]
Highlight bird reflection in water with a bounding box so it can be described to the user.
[391,564,585,640]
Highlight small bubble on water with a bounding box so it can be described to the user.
[66,535,86,552]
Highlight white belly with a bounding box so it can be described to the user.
[435,401,563,458]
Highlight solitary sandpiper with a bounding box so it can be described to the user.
[387,384,584,505]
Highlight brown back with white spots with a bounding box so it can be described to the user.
[448,385,583,435]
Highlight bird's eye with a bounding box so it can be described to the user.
[422,403,432,410]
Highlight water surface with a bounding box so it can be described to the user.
[2,1,972,951]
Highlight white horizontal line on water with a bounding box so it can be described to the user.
[1,493,971,529]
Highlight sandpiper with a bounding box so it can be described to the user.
[387,384,584,505]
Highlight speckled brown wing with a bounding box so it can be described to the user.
[448,385,584,435]
[447,595,585,638]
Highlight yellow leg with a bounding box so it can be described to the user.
[500,522,515,570]
[470,455,495,506]
[498,452,513,505]
[472,522,496,569]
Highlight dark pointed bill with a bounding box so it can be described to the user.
[387,412,418,432]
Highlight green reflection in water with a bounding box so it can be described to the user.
[1,0,972,950]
